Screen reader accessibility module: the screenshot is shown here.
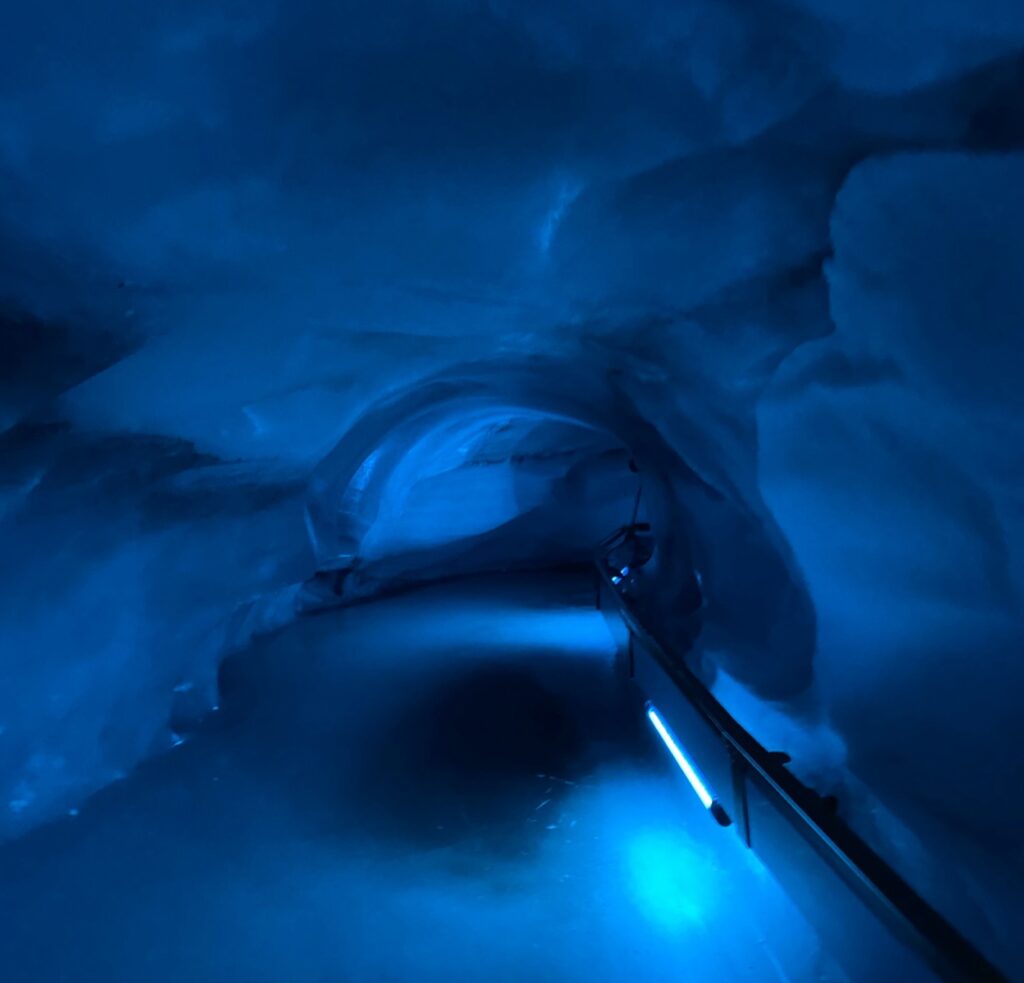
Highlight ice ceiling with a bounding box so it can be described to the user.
[1,0,1023,962]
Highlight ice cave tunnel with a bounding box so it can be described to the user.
[1,2,1023,981]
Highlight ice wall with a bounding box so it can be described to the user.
[0,422,313,837]
[759,154,1024,956]
[1,1,1023,970]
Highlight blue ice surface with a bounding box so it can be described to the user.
[0,573,848,983]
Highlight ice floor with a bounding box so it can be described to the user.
[0,572,848,983]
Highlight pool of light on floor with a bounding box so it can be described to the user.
[625,828,720,932]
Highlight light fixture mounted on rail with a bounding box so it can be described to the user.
[646,703,731,827]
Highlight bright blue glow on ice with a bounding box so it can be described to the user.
[626,829,711,931]
[646,705,714,810]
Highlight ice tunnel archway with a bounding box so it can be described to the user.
[305,360,818,700]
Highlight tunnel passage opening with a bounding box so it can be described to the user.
[326,407,657,600]
[302,361,817,706]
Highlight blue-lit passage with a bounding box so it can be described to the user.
[646,704,715,810]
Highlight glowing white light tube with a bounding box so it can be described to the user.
[646,704,714,810]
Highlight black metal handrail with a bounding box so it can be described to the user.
[594,541,1010,983]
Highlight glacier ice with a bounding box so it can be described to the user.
[0,0,1022,978]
